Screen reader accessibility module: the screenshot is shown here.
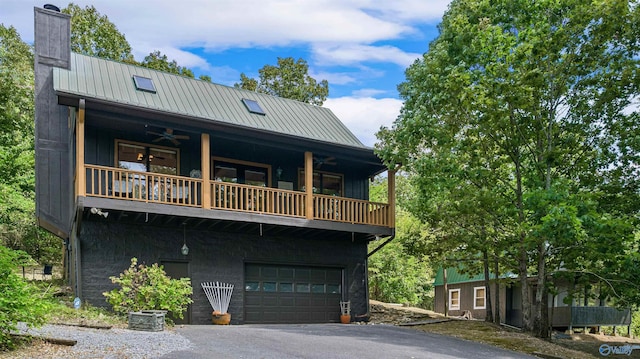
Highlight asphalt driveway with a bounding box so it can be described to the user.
[161,323,537,359]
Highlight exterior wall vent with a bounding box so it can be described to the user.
[44,4,61,12]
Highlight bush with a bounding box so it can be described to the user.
[103,258,193,320]
[0,246,48,349]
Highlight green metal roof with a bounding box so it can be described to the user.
[433,267,516,286]
[53,53,368,149]
[433,267,486,286]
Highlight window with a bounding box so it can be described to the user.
[449,289,461,311]
[326,284,341,294]
[242,98,265,115]
[132,75,156,93]
[262,282,277,292]
[245,282,259,291]
[116,141,178,175]
[212,157,270,187]
[296,283,310,293]
[474,287,486,309]
[298,170,343,196]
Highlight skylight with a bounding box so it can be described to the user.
[242,98,265,115]
[133,75,156,93]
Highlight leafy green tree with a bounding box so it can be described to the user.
[377,0,639,337]
[140,50,195,78]
[368,176,434,308]
[0,25,60,264]
[62,3,134,62]
[103,258,193,320]
[63,3,201,81]
[235,57,329,105]
[0,247,48,349]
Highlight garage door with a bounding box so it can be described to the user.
[244,264,343,324]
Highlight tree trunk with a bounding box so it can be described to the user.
[483,250,493,322]
[515,156,532,332]
[519,248,531,332]
[533,242,550,338]
[493,254,501,325]
[443,267,448,317]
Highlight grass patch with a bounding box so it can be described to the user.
[30,279,127,328]
[413,320,601,359]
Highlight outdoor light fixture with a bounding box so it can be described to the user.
[276,166,283,180]
[90,207,109,218]
[181,223,189,255]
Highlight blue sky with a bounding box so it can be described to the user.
[4,0,452,147]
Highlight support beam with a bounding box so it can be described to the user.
[387,169,395,228]
[76,99,86,197]
[201,133,211,209]
[304,151,313,219]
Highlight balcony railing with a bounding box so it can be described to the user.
[210,181,305,218]
[84,165,391,227]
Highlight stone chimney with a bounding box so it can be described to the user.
[33,5,73,238]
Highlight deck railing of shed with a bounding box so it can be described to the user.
[551,306,632,327]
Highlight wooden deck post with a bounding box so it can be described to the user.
[387,168,395,228]
[304,151,313,219]
[76,99,86,197]
[201,133,211,209]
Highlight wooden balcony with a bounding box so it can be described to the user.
[84,165,391,228]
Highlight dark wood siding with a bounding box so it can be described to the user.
[34,8,73,238]
[77,220,369,325]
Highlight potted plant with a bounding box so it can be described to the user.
[340,301,351,324]
[202,281,234,325]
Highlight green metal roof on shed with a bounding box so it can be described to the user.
[433,267,516,286]
[53,53,367,149]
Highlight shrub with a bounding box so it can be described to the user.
[103,258,193,319]
[0,247,48,349]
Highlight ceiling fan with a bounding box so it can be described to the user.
[146,128,190,145]
[313,156,336,169]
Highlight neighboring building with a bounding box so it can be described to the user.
[33,6,395,324]
[433,267,632,332]
[433,267,509,323]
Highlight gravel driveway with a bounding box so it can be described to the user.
[13,322,537,359]
[13,322,191,359]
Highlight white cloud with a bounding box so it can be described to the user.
[132,45,211,71]
[310,71,357,86]
[351,88,387,98]
[9,1,444,60]
[325,96,403,147]
[313,43,421,68]
[15,0,413,49]
[361,0,451,22]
